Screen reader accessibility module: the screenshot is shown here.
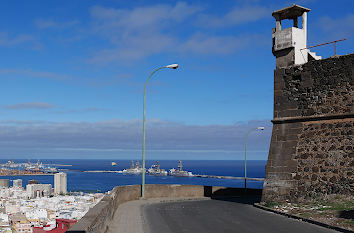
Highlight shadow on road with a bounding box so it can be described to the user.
[204,186,262,205]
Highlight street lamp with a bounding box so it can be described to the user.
[244,126,264,189]
[142,64,179,198]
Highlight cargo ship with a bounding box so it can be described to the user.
[148,161,167,176]
[122,160,144,175]
[169,160,193,177]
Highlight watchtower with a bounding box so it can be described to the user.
[272,4,321,68]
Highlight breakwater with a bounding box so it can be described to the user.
[82,170,264,181]
[193,174,264,181]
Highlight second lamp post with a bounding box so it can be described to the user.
[244,126,264,189]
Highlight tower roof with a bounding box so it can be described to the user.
[272,4,310,20]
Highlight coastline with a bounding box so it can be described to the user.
[0,173,54,176]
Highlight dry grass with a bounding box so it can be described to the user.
[261,195,353,231]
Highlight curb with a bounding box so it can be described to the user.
[253,203,353,233]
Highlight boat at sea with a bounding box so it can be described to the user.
[111,162,117,166]
[3,160,19,168]
[169,160,193,177]
[24,160,58,173]
[122,161,144,175]
[148,161,167,176]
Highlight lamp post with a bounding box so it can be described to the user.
[142,64,179,198]
[244,126,264,189]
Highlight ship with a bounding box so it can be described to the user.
[6,160,18,168]
[24,160,43,171]
[169,160,193,177]
[148,161,167,176]
[24,160,57,173]
[111,162,117,166]
[122,160,144,175]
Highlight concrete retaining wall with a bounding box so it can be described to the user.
[68,184,261,233]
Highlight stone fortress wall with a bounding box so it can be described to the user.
[262,53,353,202]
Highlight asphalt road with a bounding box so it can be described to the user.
[142,197,339,233]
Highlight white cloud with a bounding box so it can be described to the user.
[4,102,54,110]
[34,19,79,29]
[196,5,270,28]
[179,33,252,55]
[316,14,354,39]
[0,32,42,49]
[0,68,134,89]
[90,2,201,30]
[53,107,110,114]
[0,69,71,80]
[87,32,175,63]
[87,2,269,64]
[88,2,202,63]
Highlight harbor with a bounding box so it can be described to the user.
[0,159,266,193]
[82,160,265,181]
[82,170,264,181]
[0,160,70,176]
[0,160,265,182]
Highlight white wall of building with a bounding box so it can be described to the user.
[13,179,22,188]
[54,173,67,195]
[26,184,52,199]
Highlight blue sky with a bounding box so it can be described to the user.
[0,0,353,160]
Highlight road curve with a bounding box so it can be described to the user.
[142,198,339,233]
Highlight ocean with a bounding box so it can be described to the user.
[0,159,267,192]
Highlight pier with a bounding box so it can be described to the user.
[192,174,264,181]
[0,169,54,176]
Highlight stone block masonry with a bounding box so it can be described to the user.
[262,54,354,202]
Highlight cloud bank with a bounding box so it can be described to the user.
[4,102,54,110]
[0,119,271,157]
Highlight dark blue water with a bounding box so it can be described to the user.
[0,159,266,192]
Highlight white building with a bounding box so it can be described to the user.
[0,179,9,188]
[54,172,67,195]
[25,208,48,221]
[0,184,102,230]
[0,188,10,198]
[0,212,9,223]
[12,179,22,188]
[26,184,52,199]
[5,202,20,214]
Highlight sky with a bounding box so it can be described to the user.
[0,0,353,160]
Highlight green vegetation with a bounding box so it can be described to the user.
[262,195,354,231]
[345,219,354,226]
[298,212,312,218]
[264,201,279,208]
[317,200,354,211]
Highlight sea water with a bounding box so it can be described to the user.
[0,159,266,192]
